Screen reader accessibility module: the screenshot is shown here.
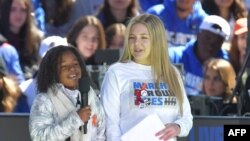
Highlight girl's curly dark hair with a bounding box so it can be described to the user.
[37,45,89,93]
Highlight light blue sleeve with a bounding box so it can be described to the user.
[0,44,25,83]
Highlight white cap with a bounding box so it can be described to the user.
[199,15,231,39]
[39,36,68,58]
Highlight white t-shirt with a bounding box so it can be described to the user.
[100,61,193,141]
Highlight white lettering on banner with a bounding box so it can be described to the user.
[184,72,203,94]
[166,30,196,46]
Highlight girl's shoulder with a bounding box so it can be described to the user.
[32,92,54,108]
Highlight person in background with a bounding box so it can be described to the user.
[31,0,45,32]
[202,58,237,115]
[74,0,104,16]
[138,0,163,12]
[105,23,126,49]
[229,17,248,74]
[201,0,247,26]
[40,0,74,37]
[201,0,247,42]
[0,0,43,80]
[35,0,103,35]
[0,57,29,113]
[203,58,236,103]
[0,33,25,83]
[67,16,106,90]
[169,15,230,95]
[147,0,207,47]
[96,0,139,29]
[100,14,192,141]
[19,36,68,108]
[244,0,250,10]
[240,73,250,115]
[29,46,105,141]
[67,15,106,65]
[229,17,249,115]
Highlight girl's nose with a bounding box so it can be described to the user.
[135,38,141,46]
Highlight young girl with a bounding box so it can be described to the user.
[29,46,105,141]
[203,58,236,103]
[105,23,126,49]
[67,16,106,65]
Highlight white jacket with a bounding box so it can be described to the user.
[29,84,105,141]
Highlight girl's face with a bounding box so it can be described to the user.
[129,23,151,65]
[214,0,233,8]
[108,0,132,10]
[58,51,82,90]
[76,25,99,59]
[9,0,27,33]
[109,34,124,49]
[237,33,247,65]
[203,68,226,97]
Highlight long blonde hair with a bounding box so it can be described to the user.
[120,14,184,115]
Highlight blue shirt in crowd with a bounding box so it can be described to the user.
[168,40,229,95]
[147,0,207,47]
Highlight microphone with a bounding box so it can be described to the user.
[78,77,90,134]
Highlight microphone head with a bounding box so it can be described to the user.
[78,77,90,93]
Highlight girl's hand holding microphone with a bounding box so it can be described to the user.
[77,106,91,122]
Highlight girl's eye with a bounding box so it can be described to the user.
[204,75,209,80]
[129,36,135,39]
[214,77,221,82]
[82,35,88,39]
[74,63,80,67]
[61,66,67,71]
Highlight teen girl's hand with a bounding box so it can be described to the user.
[155,123,180,141]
